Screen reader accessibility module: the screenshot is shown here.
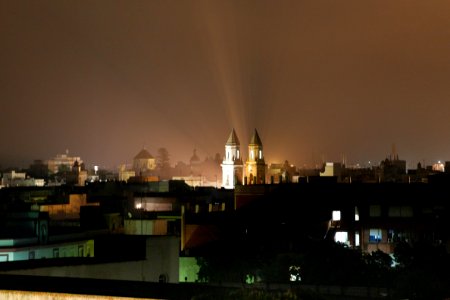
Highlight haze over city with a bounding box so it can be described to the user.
[2,0,450,169]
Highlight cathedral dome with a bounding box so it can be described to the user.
[134,149,153,160]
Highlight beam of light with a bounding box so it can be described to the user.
[194,1,249,143]
[192,1,289,165]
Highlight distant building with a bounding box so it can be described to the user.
[221,129,267,188]
[379,156,406,182]
[1,171,44,188]
[221,129,244,189]
[432,161,445,172]
[47,150,82,174]
[245,129,266,185]
[64,160,88,186]
[444,161,450,173]
[39,193,99,221]
[189,149,201,176]
[377,145,407,183]
[118,165,136,182]
[28,160,49,179]
[133,149,156,176]
[320,162,343,181]
[268,161,298,183]
[2,170,26,181]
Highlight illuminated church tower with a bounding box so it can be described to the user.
[245,129,266,184]
[221,129,243,189]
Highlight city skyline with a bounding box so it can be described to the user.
[2,1,450,168]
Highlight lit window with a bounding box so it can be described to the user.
[259,150,262,159]
[245,274,255,284]
[251,150,254,160]
[334,231,348,244]
[237,150,240,159]
[355,206,360,221]
[355,233,360,247]
[289,265,301,282]
[332,210,341,221]
[369,229,382,242]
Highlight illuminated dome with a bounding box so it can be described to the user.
[134,149,153,160]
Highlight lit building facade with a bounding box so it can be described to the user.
[221,129,243,189]
[133,149,156,176]
[245,129,266,185]
[47,150,82,174]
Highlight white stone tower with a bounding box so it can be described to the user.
[221,129,243,189]
[245,129,266,184]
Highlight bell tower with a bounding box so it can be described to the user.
[221,129,243,189]
[245,129,266,184]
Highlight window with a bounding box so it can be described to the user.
[250,150,254,160]
[388,229,410,243]
[289,266,301,282]
[369,205,381,217]
[354,206,360,221]
[388,206,413,217]
[332,210,341,221]
[334,231,349,244]
[237,150,240,159]
[369,229,382,242]
[259,150,262,159]
[53,248,59,258]
[355,233,360,247]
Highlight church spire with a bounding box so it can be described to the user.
[226,128,240,145]
[249,129,262,146]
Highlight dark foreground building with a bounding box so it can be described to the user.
[1,177,450,299]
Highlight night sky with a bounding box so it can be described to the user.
[1,1,450,169]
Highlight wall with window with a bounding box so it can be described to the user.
[0,240,94,262]
[0,236,179,284]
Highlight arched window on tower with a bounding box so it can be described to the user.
[237,150,240,159]
[251,150,254,160]
[259,150,262,159]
